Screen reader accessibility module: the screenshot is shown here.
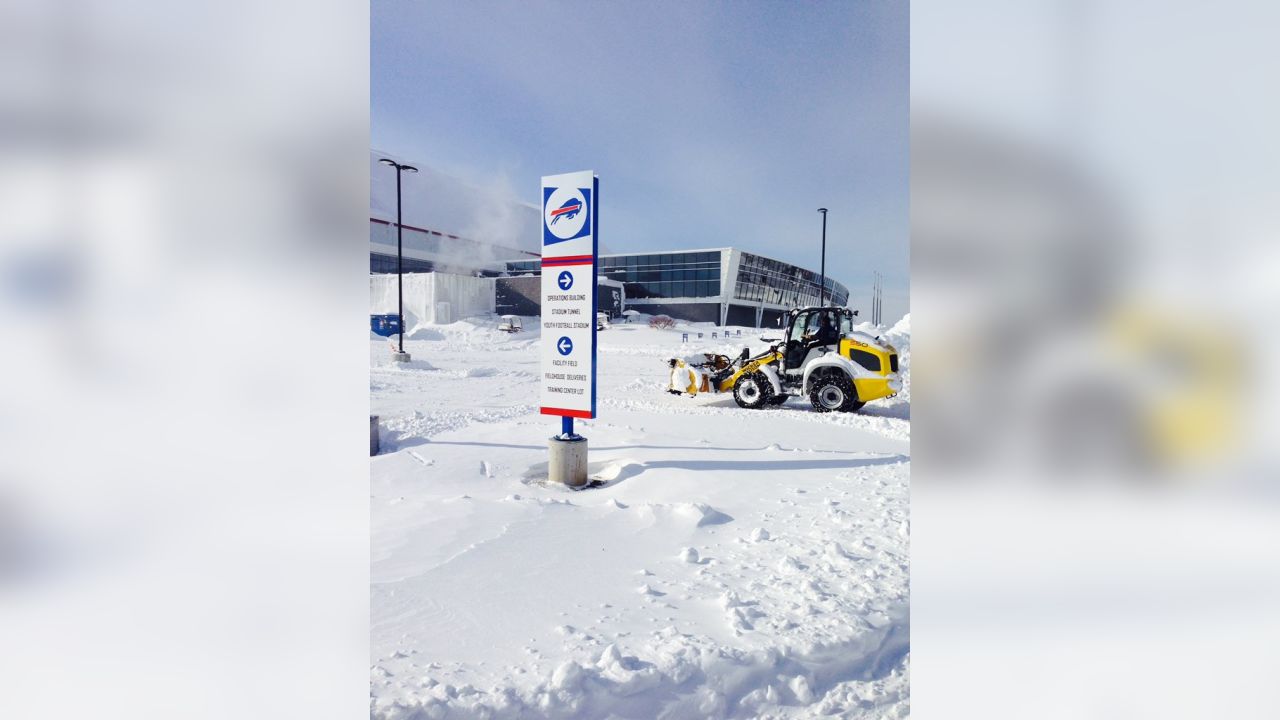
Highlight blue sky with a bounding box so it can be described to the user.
[372,1,908,322]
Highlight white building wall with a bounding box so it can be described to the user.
[370,272,495,327]
[722,248,741,303]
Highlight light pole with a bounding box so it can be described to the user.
[379,158,418,362]
[817,208,828,306]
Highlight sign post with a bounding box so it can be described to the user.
[539,170,598,487]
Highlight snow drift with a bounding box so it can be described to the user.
[370,319,910,718]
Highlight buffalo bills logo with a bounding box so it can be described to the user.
[543,186,591,244]
[549,198,582,226]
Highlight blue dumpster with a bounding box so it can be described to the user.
[370,314,402,337]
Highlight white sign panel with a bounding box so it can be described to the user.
[539,170,598,419]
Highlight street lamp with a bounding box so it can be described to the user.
[378,158,418,362]
[816,208,828,306]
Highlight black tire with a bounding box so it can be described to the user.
[809,371,862,413]
[733,372,773,409]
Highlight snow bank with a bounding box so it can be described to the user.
[373,616,907,719]
[884,313,910,351]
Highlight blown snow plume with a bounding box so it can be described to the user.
[369,151,541,275]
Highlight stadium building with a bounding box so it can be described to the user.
[370,151,850,328]
[499,249,848,328]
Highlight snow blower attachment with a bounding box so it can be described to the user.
[668,352,741,395]
[665,307,903,413]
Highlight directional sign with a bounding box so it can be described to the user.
[539,170,598,419]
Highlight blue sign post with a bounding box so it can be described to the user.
[539,170,599,486]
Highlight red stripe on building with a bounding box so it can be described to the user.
[550,204,581,217]
[540,407,594,419]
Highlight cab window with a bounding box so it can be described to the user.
[787,311,813,344]
[807,311,836,338]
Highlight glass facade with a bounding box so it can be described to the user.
[371,253,436,274]
[734,251,849,308]
[505,260,540,274]
[600,251,721,300]
[507,251,723,301]
[503,248,851,315]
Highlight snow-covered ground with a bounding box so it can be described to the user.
[370,316,910,719]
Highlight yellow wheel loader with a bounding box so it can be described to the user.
[668,307,902,412]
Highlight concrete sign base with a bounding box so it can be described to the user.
[548,436,588,488]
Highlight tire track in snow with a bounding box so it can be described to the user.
[601,395,911,444]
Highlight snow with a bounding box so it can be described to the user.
[887,313,910,339]
[370,317,910,718]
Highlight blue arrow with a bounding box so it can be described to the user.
[557,336,573,355]
[557,270,573,290]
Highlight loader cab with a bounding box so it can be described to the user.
[782,307,849,374]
